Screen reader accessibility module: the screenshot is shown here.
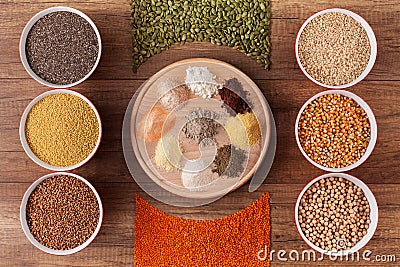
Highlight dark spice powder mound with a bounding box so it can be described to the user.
[219,78,252,115]
[182,109,220,146]
[26,11,99,85]
[26,175,100,250]
[212,144,246,177]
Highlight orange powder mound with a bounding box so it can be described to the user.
[137,107,175,143]
[134,194,271,267]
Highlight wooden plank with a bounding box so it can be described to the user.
[1,0,399,265]
[1,80,399,151]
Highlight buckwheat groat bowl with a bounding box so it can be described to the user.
[295,90,377,172]
[295,8,377,89]
[19,89,102,171]
[20,172,103,255]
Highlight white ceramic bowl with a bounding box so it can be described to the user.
[295,173,378,256]
[19,6,102,88]
[295,90,377,172]
[20,172,103,255]
[19,89,102,171]
[295,8,377,89]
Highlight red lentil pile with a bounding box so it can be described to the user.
[134,194,271,266]
[298,94,371,168]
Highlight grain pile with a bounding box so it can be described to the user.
[26,11,99,85]
[298,94,371,168]
[298,12,371,86]
[25,93,99,167]
[26,175,100,250]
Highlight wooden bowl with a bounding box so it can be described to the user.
[130,58,272,199]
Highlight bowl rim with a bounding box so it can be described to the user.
[294,173,379,256]
[130,58,272,199]
[295,89,377,172]
[295,8,377,89]
[19,6,102,88]
[20,172,103,255]
[19,89,102,171]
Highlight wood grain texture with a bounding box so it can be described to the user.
[0,0,399,266]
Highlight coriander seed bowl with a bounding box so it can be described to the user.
[295,173,378,256]
[295,8,377,89]
[20,172,103,255]
[19,6,102,88]
[19,89,102,171]
[295,90,377,172]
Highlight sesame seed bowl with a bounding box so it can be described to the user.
[295,8,377,89]
[19,6,102,88]
[19,89,102,171]
[20,172,103,255]
[295,90,377,172]
[295,173,378,256]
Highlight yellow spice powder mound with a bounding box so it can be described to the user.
[225,112,261,148]
[25,93,99,167]
[154,135,182,172]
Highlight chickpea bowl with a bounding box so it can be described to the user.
[295,8,377,89]
[295,173,378,255]
[295,90,377,172]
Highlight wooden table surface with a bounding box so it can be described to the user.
[1,0,399,266]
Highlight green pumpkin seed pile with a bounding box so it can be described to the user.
[130,0,271,71]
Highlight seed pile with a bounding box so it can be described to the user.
[26,175,100,250]
[298,12,371,86]
[182,109,220,145]
[26,11,99,85]
[219,78,251,115]
[212,144,246,177]
[154,135,183,172]
[159,84,191,111]
[25,93,99,167]
[225,112,261,148]
[298,177,370,251]
[134,193,271,266]
[298,94,371,168]
[130,0,271,71]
